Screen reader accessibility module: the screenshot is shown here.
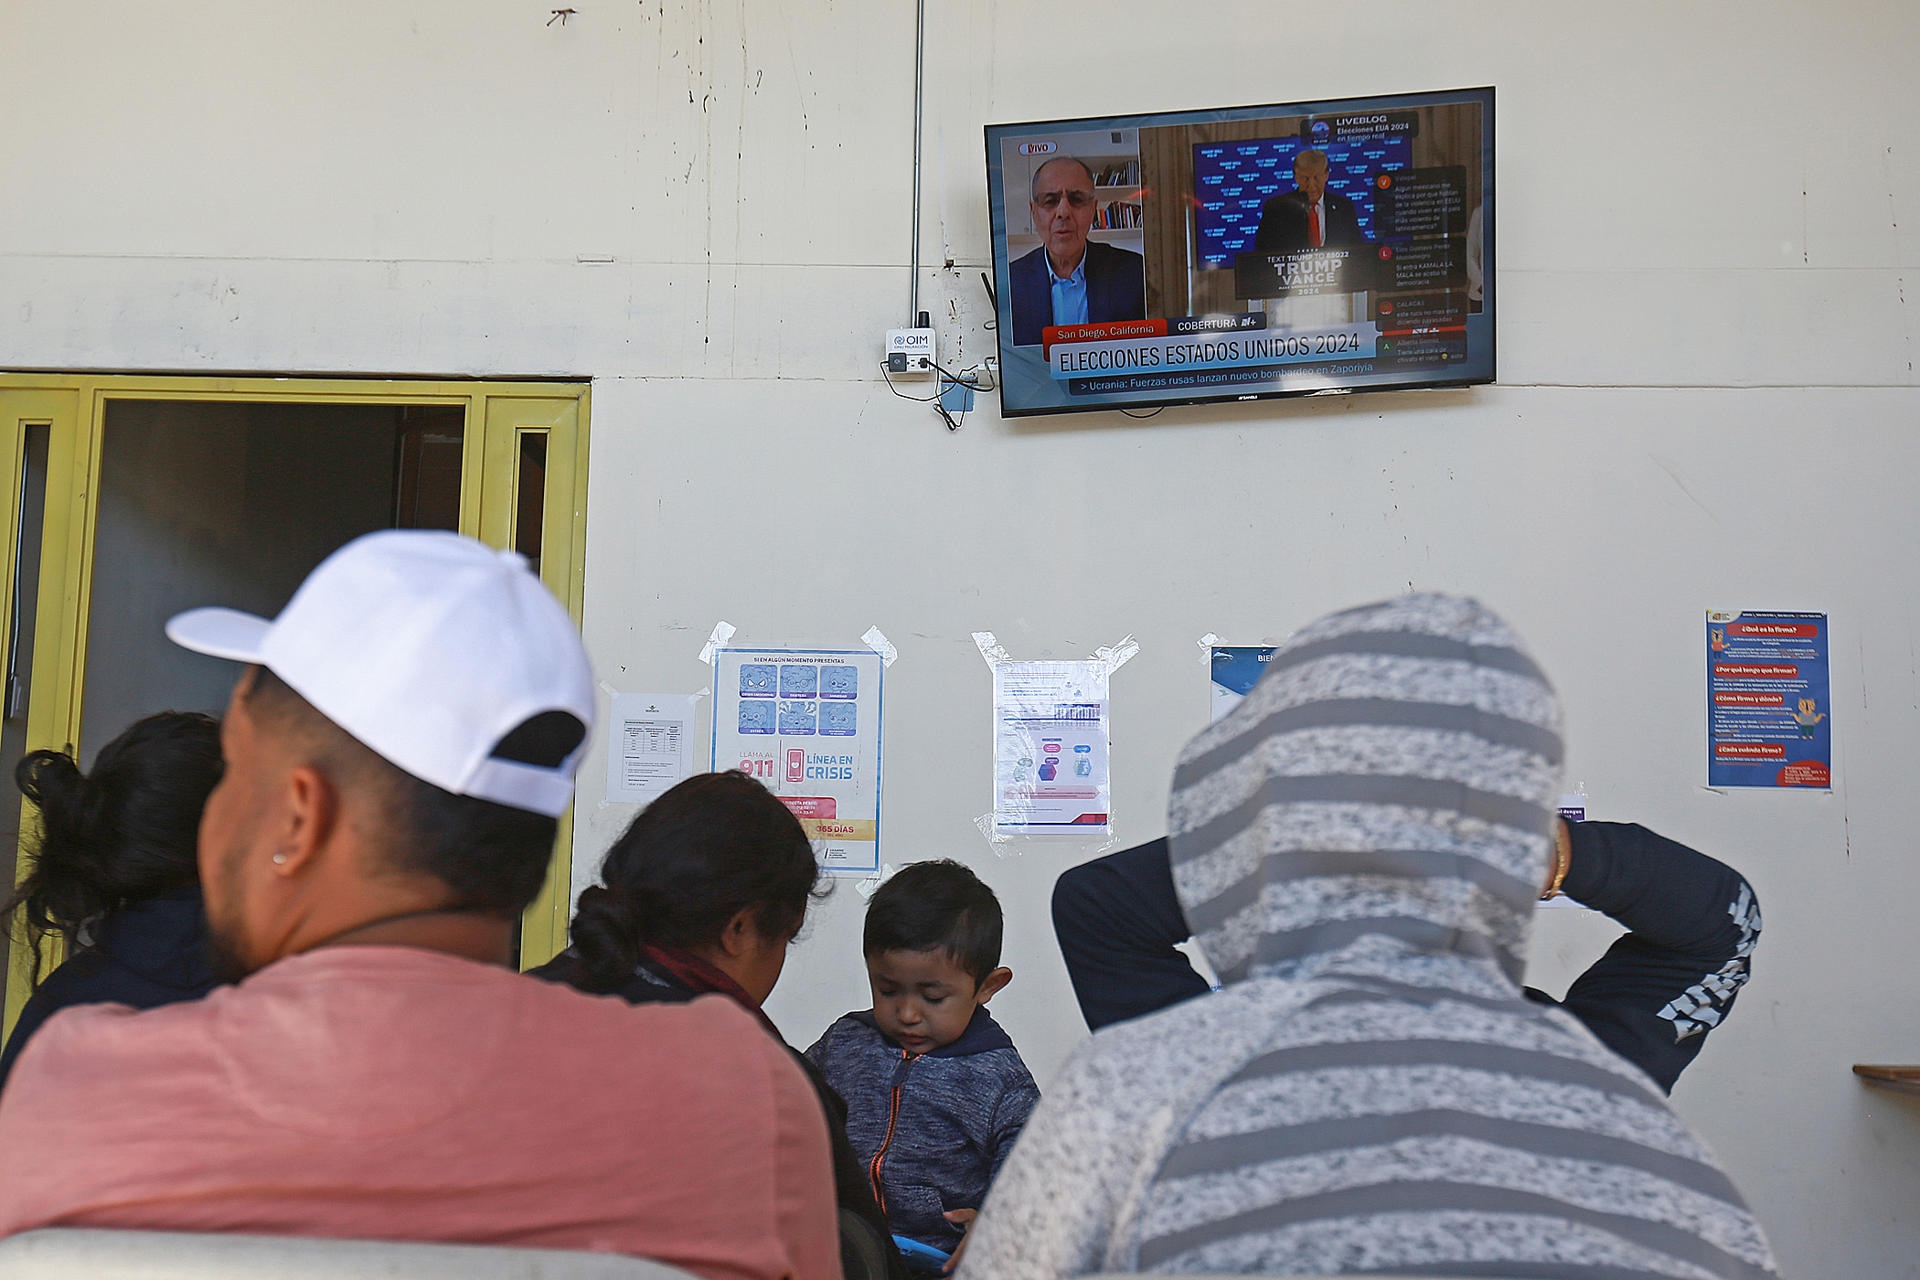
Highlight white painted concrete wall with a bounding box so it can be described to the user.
[3,3,1917,1274]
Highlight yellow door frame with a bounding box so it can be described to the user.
[0,374,591,1036]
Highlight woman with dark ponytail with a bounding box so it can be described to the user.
[0,711,224,1090]
[538,769,825,1012]
[532,770,906,1280]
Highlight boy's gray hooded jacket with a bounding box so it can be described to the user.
[806,1007,1038,1253]
[960,594,1777,1279]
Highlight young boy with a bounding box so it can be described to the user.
[806,860,1039,1262]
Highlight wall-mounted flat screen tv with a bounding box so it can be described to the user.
[985,87,1493,417]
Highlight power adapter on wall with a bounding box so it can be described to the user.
[885,311,936,374]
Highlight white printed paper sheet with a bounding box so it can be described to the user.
[605,693,700,806]
[992,661,1110,835]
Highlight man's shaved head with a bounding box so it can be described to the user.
[237,667,567,914]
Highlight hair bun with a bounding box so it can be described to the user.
[15,750,103,875]
[17,748,87,806]
[3,712,224,983]
[567,884,647,994]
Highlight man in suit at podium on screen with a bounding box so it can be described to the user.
[1252,149,1366,253]
[1009,156,1146,347]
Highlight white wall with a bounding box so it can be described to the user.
[3,3,1917,1275]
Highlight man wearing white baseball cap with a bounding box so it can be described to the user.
[0,531,840,1280]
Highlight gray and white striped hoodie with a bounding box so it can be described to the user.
[959,594,1777,1279]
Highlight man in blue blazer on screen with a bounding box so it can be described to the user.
[1009,156,1146,348]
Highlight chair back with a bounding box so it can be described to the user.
[835,1208,897,1280]
[0,1229,699,1279]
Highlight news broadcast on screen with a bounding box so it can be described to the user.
[986,86,1494,417]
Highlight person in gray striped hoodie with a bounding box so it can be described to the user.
[957,594,1777,1279]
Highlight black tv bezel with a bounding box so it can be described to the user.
[984,86,1495,419]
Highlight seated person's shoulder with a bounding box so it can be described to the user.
[999,1043,1039,1088]
[0,995,222,1133]
[943,1018,1039,1100]
[967,1045,1040,1118]
[1069,977,1270,1081]
[26,987,217,1058]
[805,1011,877,1058]
[527,973,771,1051]
[509,982,820,1144]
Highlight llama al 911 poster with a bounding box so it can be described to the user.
[711,648,883,876]
[1706,611,1831,789]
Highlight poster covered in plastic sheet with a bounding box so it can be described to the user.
[993,660,1110,835]
[1706,610,1831,789]
[1210,645,1278,723]
[713,648,883,875]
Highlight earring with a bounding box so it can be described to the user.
[272,852,288,865]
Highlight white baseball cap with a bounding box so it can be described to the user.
[166,529,595,818]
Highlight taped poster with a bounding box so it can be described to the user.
[991,660,1111,835]
[604,692,700,805]
[1209,644,1278,723]
[1706,611,1831,789]
[712,647,884,875]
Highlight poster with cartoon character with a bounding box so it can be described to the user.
[713,648,884,875]
[1706,611,1831,789]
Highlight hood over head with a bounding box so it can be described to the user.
[1168,594,1561,993]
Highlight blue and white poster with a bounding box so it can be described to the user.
[1706,611,1831,789]
[713,647,883,875]
[1210,645,1278,723]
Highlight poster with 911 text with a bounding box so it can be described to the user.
[712,648,883,876]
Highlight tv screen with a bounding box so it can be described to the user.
[985,87,1493,418]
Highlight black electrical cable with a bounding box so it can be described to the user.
[932,361,994,392]
[881,360,998,431]
[879,362,944,403]
[881,362,963,428]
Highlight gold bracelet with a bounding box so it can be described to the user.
[1540,823,1571,900]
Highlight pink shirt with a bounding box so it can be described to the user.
[0,946,839,1280]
